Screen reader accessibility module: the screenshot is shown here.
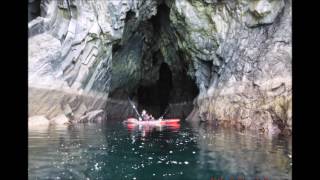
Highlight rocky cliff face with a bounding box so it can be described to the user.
[173,0,292,135]
[28,0,291,135]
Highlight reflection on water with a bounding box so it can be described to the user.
[28,121,291,180]
[192,123,292,179]
[126,122,181,138]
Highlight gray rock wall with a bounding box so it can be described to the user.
[28,0,160,122]
[170,0,292,135]
[28,0,291,135]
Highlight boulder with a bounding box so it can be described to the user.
[28,115,50,128]
[50,114,70,125]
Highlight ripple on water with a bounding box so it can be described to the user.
[29,121,292,180]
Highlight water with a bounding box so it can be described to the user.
[28,120,292,180]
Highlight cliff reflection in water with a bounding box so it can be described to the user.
[125,122,181,137]
[28,121,291,180]
[192,123,292,179]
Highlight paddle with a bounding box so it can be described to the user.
[127,97,143,121]
[158,106,170,120]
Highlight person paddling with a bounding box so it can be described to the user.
[141,110,148,121]
[141,109,154,121]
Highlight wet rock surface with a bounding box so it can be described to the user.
[170,0,292,135]
[50,114,70,125]
[29,115,50,128]
[28,0,291,135]
[78,109,105,123]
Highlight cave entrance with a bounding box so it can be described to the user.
[28,0,41,22]
[108,1,200,120]
[137,63,173,118]
[158,63,173,114]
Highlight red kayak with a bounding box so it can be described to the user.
[125,118,181,136]
[125,118,180,125]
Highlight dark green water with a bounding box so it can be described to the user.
[28,120,291,180]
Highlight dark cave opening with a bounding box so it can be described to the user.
[107,2,200,120]
[28,0,41,22]
[149,3,170,35]
[158,63,173,113]
[112,40,122,54]
[125,10,136,23]
[137,62,173,118]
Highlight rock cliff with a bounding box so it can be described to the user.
[28,0,291,135]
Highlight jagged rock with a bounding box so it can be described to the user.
[28,0,41,22]
[50,114,70,125]
[28,33,62,83]
[28,0,115,119]
[79,109,105,123]
[168,0,291,134]
[28,17,45,37]
[245,0,285,27]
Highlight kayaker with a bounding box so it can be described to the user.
[141,109,154,121]
[141,110,148,121]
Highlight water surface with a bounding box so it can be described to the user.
[28,120,291,180]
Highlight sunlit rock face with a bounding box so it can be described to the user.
[28,0,291,135]
[28,0,160,121]
[169,0,291,135]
